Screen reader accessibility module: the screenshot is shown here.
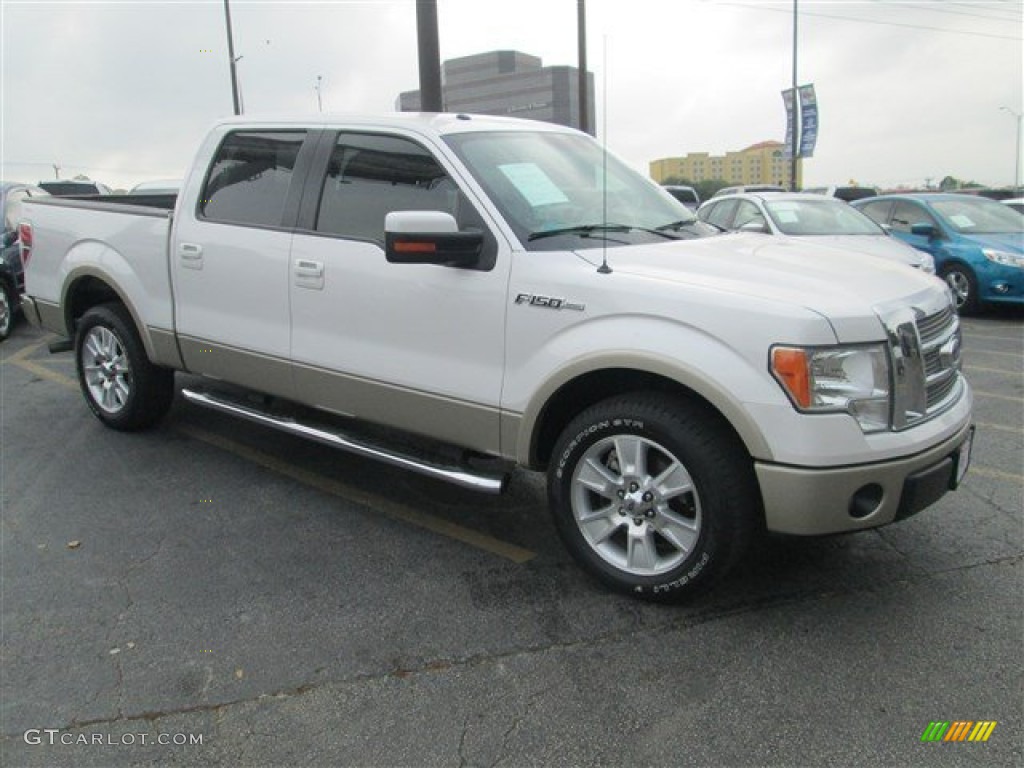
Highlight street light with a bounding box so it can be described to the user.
[315,75,324,113]
[1000,106,1022,191]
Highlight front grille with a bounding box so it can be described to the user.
[880,298,964,431]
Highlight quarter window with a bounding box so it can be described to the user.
[200,131,307,227]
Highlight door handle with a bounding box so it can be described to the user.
[294,260,324,278]
[179,243,203,259]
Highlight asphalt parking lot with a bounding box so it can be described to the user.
[1,312,1021,768]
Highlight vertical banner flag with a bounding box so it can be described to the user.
[782,88,797,159]
[798,84,819,158]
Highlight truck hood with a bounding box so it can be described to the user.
[577,233,948,342]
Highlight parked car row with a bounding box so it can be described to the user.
[696,192,934,273]
[854,193,1024,314]
[1,182,50,340]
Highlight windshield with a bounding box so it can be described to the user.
[764,199,884,236]
[930,197,1024,235]
[444,131,707,250]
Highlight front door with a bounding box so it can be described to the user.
[288,130,509,454]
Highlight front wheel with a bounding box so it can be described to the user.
[547,394,761,601]
[75,302,175,431]
[941,263,980,315]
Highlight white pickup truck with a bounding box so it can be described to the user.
[21,114,973,600]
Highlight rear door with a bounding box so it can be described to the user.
[171,128,316,398]
[287,129,509,454]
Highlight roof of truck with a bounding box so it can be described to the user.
[210,112,583,137]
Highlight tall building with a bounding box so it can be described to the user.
[650,141,802,188]
[398,50,595,135]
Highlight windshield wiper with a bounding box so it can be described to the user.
[528,224,633,242]
[656,219,700,232]
[529,223,683,242]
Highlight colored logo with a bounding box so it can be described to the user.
[921,721,997,742]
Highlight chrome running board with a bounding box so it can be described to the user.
[181,387,508,495]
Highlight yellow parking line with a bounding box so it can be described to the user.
[7,346,537,563]
[975,422,1024,435]
[968,348,1023,360]
[179,425,537,564]
[965,365,1023,376]
[5,341,78,391]
[969,466,1024,484]
[962,332,1023,343]
[973,390,1023,404]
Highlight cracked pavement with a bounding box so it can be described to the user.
[1,314,1021,767]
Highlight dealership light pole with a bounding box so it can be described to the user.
[416,0,443,112]
[578,0,589,135]
[223,0,242,115]
[1001,106,1022,191]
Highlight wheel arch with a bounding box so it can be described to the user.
[62,268,156,360]
[517,360,773,471]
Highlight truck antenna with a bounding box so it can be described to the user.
[597,35,612,275]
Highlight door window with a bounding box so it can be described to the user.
[316,133,462,245]
[889,201,936,234]
[199,131,307,227]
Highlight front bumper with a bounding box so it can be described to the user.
[756,420,974,535]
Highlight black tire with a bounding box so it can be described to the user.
[74,302,175,431]
[548,393,761,601]
[0,280,14,341]
[940,263,980,315]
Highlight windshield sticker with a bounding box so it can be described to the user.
[949,214,975,229]
[499,163,569,207]
[775,210,799,224]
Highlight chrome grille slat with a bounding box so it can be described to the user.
[882,301,963,431]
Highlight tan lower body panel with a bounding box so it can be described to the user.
[756,421,974,535]
[176,335,501,457]
[293,362,501,457]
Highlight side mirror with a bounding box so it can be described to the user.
[911,222,937,239]
[384,211,483,268]
[738,220,769,234]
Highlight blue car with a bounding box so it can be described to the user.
[854,193,1023,314]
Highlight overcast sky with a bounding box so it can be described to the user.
[1,0,1021,191]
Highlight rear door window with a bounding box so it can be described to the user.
[199,131,307,228]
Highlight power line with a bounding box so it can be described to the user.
[871,1,1023,23]
[717,1,1022,41]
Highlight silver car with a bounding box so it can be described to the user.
[697,192,935,272]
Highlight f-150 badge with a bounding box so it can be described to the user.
[514,293,585,311]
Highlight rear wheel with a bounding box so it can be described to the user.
[0,281,14,340]
[547,394,760,600]
[941,263,979,315]
[75,303,175,431]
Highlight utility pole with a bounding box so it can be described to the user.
[416,0,442,112]
[577,0,589,135]
[223,0,241,115]
[1001,106,1022,191]
[790,0,799,191]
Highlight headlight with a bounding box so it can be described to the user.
[918,254,935,274]
[771,344,891,433]
[983,249,1024,268]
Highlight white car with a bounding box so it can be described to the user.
[698,192,935,272]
